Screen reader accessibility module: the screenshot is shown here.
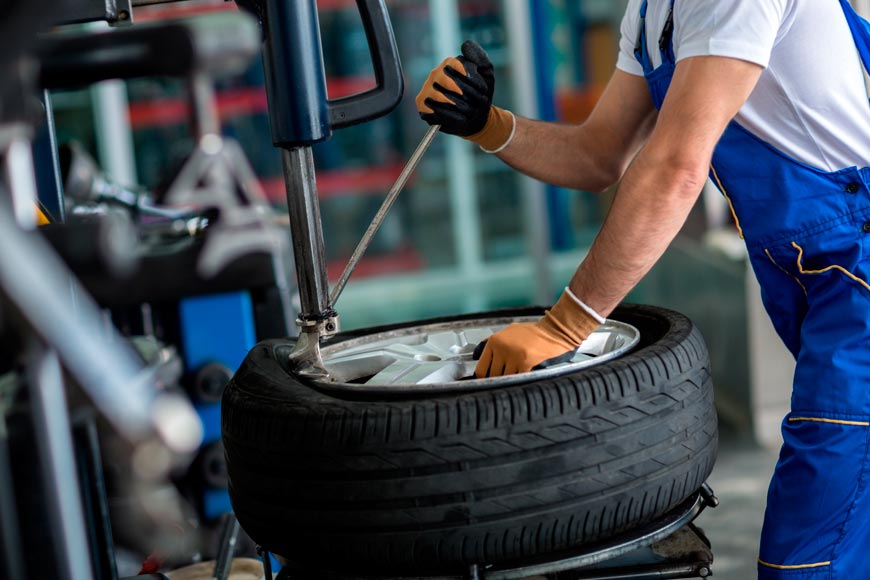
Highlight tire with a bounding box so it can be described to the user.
[222,304,717,575]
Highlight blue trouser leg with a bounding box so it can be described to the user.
[755,236,870,579]
[759,420,870,579]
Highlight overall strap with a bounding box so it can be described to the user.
[659,0,676,65]
[634,0,677,74]
[839,0,870,78]
[634,0,655,75]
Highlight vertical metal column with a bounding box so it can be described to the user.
[26,341,94,580]
[505,0,553,304]
[2,128,40,229]
[72,414,119,580]
[430,0,485,311]
[282,147,331,321]
[258,0,403,348]
[188,73,221,141]
[0,386,24,580]
[91,80,138,188]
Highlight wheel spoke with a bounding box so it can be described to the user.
[425,329,490,357]
[578,327,622,357]
[366,360,464,385]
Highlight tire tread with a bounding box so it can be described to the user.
[222,304,717,575]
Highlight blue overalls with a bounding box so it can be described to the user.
[636,1,870,577]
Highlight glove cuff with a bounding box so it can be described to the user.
[540,289,603,347]
[563,287,606,324]
[468,107,515,152]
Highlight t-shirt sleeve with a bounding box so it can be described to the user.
[675,0,790,68]
[616,0,645,76]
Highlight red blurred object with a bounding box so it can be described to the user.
[133,1,237,23]
[138,550,164,575]
[555,85,606,124]
[259,163,406,201]
[128,79,375,130]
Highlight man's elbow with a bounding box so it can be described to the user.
[669,163,708,200]
[643,152,710,201]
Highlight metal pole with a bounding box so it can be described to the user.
[0,192,201,450]
[2,127,40,229]
[430,0,485,311]
[91,79,138,188]
[213,513,241,580]
[505,0,553,305]
[282,147,332,321]
[189,72,221,141]
[257,546,273,580]
[26,339,94,580]
[0,397,25,580]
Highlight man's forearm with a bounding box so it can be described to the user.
[495,117,619,192]
[467,56,762,377]
[569,152,708,317]
[566,56,763,318]
[491,70,657,193]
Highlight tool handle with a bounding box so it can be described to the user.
[255,0,402,147]
[328,0,404,129]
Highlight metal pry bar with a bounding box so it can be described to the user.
[328,124,440,307]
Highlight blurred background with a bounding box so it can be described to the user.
[51,0,785,445]
[55,0,630,325]
[49,0,857,576]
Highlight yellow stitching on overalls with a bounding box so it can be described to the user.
[758,559,832,570]
[789,417,870,427]
[710,164,744,239]
[791,241,870,293]
[765,249,808,296]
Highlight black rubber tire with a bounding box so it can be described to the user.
[222,304,717,576]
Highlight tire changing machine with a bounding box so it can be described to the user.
[245,1,720,579]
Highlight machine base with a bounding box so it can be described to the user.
[270,484,717,580]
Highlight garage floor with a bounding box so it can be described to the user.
[693,438,780,580]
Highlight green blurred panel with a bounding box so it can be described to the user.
[336,259,549,329]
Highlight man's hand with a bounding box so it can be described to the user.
[415,41,514,152]
[475,290,602,377]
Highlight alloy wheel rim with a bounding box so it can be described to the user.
[313,316,641,394]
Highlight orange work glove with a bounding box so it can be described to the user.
[475,289,604,378]
[415,40,515,152]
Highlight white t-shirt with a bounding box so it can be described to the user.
[616,0,870,172]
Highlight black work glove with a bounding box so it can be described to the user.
[415,41,513,151]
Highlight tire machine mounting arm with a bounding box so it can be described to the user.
[242,0,405,376]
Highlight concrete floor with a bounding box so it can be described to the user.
[693,439,780,580]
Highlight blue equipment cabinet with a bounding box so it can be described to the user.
[179,291,258,520]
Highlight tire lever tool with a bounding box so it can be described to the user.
[288,126,439,380]
[328,124,440,308]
